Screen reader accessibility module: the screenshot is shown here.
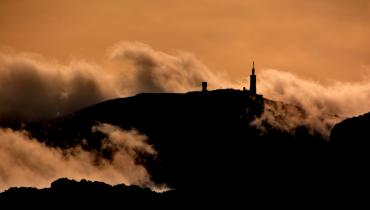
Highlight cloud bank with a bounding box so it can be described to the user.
[0,124,166,192]
[0,41,369,136]
[0,42,226,123]
[254,69,370,137]
[110,41,227,93]
[0,53,109,122]
[1,41,370,192]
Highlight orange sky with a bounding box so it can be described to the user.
[1,0,369,83]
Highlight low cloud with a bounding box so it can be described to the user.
[2,41,370,193]
[1,42,370,137]
[0,54,110,122]
[254,69,370,137]
[0,124,167,192]
[0,42,227,123]
[110,41,227,93]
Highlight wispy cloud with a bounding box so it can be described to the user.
[0,124,167,192]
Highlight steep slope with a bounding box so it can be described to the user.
[330,112,370,146]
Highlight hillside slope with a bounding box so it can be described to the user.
[331,112,370,146]
[2,89,369,202]
[23,89,328,190]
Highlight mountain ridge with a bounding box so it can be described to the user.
[2,89,370,202]
[22,89,330,189]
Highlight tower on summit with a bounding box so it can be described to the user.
[250,61,256,96]
[202,81,208,94]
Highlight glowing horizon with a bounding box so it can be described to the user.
[1,0,369,83]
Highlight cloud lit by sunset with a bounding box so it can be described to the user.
[1,0,369,204]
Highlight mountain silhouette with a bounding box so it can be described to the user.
[2,89,369,204]
[331,112,370,146]
[1,178,175,207]
[22,89,328,189]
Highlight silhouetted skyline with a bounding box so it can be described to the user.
[1,1,369,205]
